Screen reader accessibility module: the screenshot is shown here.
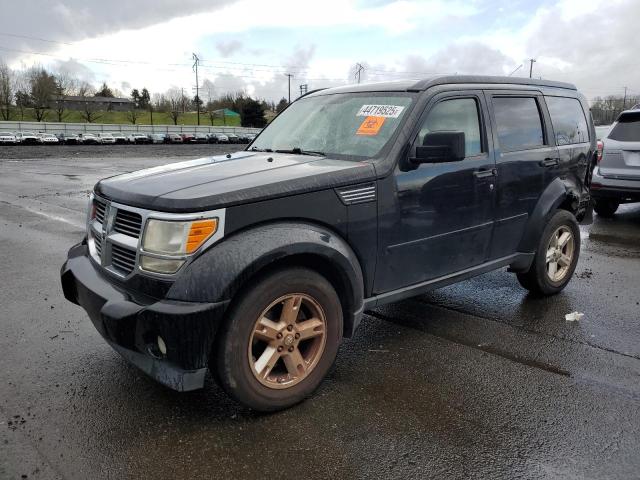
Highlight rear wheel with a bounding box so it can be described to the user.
[214,267,343,411]
[516,210,580,296]
[593,199,619,217]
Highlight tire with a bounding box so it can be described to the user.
[593,199,619,218]
[516,209,580,296]
[214,267,343,411]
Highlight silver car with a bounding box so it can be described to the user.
[592,109,640,216]
[0,131,17,145]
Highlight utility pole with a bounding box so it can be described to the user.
[623,86,628,109]
[355,63,365,84]
[192,53,200,125]
[284,74,293,103]
[529,58,536,78]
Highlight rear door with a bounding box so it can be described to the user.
[485,92,558,259]
[601,111,640,180]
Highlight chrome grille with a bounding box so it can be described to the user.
[336,183,377,205]
[113,209,143,238]
[87,195,226,279]
[111,244,137,274]
[94,198,107,224]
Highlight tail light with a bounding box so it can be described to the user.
[596,140,604,163]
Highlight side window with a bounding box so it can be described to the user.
[419,98,483,157]
[493,97,544,151]
[546,96,589,145]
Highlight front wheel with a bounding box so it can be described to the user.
[517,210,580,296]
[214,267,343,411]
[593,199,619,217]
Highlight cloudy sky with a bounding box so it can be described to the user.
[1,0,639,102]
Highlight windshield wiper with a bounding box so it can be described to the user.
[250,147,273,152]
[274,147,325,157]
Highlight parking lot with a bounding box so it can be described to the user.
[1,144,640,479]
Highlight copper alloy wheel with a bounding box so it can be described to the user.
[248,293,327,389]
[545,226,575,282]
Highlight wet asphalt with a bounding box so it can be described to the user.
[1,145,639,480]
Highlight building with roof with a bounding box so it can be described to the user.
[53,96,135,112]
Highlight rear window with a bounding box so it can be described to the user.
[609,112,640,142]
[546,96,589,145]
[492,97,544,151]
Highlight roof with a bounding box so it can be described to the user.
[55,95,133,103]
[211,108,240,117]
[308,75,577,96]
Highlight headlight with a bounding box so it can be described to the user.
[140,218,218,274]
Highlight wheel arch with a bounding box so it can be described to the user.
[167,221,365,338]
[517,177,578,253]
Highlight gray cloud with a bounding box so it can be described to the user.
[0,1,236,62]
[50,58,95,83]
[521,1,640,98]
[215,40,243,58]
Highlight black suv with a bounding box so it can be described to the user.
[61,76,595,411]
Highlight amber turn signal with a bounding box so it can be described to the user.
[186,219,218,253]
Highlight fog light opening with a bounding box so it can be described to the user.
[157,336,167,356]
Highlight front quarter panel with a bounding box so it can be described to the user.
[166,222,365,337]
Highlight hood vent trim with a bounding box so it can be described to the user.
[336,183,376,205]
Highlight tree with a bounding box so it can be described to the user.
[29,67,57,122]
[239,97,266,127]
[78,81,95,98]
[126,108,139,124]
[139,88,151,109]
[275,97,288,114]
[14,90,30,120]
[95,82,114,97]
[166,87,183,125]
[192,94,203,113]
[52,73,75,122]
[0,61,12,121]
[131,88,140,107]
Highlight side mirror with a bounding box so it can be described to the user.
[411,131,466,164]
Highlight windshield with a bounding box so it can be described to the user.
[250,93,414,159]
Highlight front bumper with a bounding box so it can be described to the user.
[60,243,228,391]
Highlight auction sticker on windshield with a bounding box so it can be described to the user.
[357,116,386,136]
[357,105,405,118]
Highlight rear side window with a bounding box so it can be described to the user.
[546,96,589,145]
[493,97,544,151]
[609,111,640,142]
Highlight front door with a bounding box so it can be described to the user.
[375,91,496,293]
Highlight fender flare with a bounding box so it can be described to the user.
[517,177,573,253]
[167,221,365,338]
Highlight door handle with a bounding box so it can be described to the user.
[473,168,497,179]
[541,157,560,167]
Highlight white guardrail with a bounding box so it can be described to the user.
[0,121,262,135]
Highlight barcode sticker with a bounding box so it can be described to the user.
[357,105,405,118]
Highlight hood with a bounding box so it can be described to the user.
[95,151,376,212]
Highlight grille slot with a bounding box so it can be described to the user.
[94,232,103,258]
[94,199,107,224]
[113,209,143,238]
[336,183,376,205]
[110,244,137,274]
